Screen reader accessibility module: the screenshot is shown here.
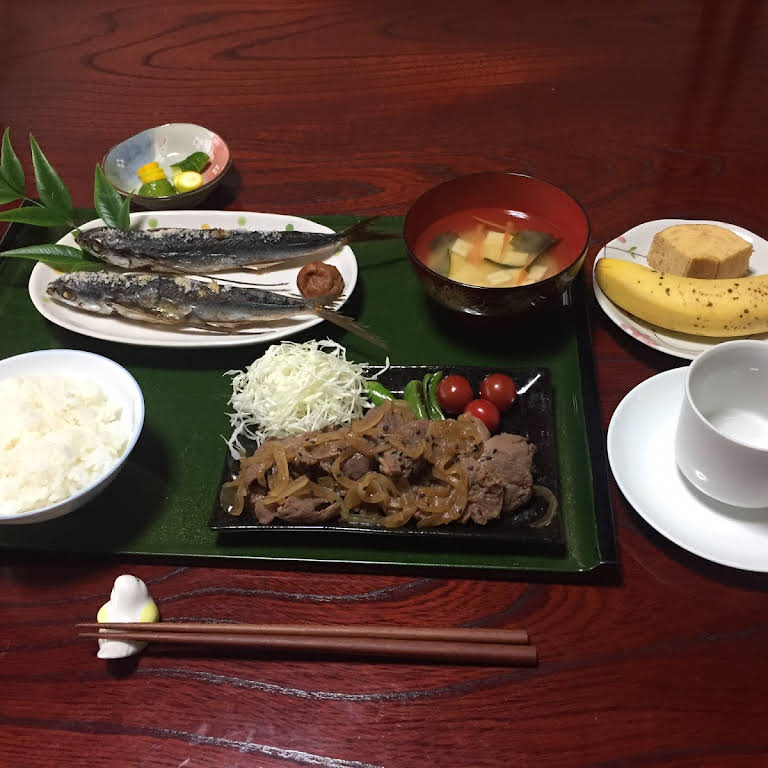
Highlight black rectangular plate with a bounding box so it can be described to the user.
[209,365,564,555]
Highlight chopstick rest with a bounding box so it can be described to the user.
[95,575,159,659]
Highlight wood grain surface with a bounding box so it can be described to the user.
[2,1,768,766]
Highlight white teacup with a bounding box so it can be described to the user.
[675,340,768,508]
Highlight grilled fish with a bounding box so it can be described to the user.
[74,217,395,273]
[46,271,385,348]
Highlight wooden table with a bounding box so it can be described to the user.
[2,1,767,765]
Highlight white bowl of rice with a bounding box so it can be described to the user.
[0,349,144,524]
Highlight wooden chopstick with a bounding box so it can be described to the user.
[78,629,537,666]
[78,622,529,645]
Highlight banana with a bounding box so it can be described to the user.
[594,257,768,337]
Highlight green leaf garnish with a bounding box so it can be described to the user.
[94,164,130,228]
[0,243,101,271]
[0,129,134,270]
[0,205,72,226]
[0,128,25,194]
[118,192,132,229]
[30,134,73,220]
[0,184,22,205]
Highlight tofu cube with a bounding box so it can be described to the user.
[523,264,549,284]
[450,237,474,257]
[482,230,505,261]
[486,267,520,286]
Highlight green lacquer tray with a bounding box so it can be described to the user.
[0,214,617,578]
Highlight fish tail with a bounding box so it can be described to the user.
[314,306,388,349]
[341,216,399,244]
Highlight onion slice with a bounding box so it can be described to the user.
[529,485,558,528]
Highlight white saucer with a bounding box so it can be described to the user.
[607,367,768,572]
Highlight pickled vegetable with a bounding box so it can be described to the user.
[137,179,176,197]
[170,151,210,175]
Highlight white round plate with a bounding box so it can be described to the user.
[594,219,768,360]
[607,367,768,572]
[28,210,358,348]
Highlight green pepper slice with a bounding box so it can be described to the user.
[403,379,427,419]
[424,371,446,420]
[365,380,396,406]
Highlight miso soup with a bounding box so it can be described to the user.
[415,207,568,288]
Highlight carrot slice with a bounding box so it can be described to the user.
[499,221,514,260]
[467,223,486,265]
[516,267,528,285]
[473,215,507,231]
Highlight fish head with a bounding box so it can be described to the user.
[74,226,110,255]
[46,272,113,313]
[74,227,135,267]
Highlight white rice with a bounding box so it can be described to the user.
[0,375,130,515]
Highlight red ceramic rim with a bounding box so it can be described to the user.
[403,172,591,290]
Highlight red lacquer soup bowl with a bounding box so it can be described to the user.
[404,172,590,316]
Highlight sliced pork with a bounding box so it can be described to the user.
[228,403,537,528]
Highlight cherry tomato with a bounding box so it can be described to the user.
[464,398,501,433]
[480,373,517,411]
[436,374,474,414]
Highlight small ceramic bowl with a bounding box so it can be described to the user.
[101,123,232,210]
[404,172,590,316]
[0,349,145,525]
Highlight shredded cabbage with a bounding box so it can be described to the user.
[226,339,374,459]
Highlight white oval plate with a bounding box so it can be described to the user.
[593,219,768,360]
[608,367,768,572]
[28,210,358,348]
